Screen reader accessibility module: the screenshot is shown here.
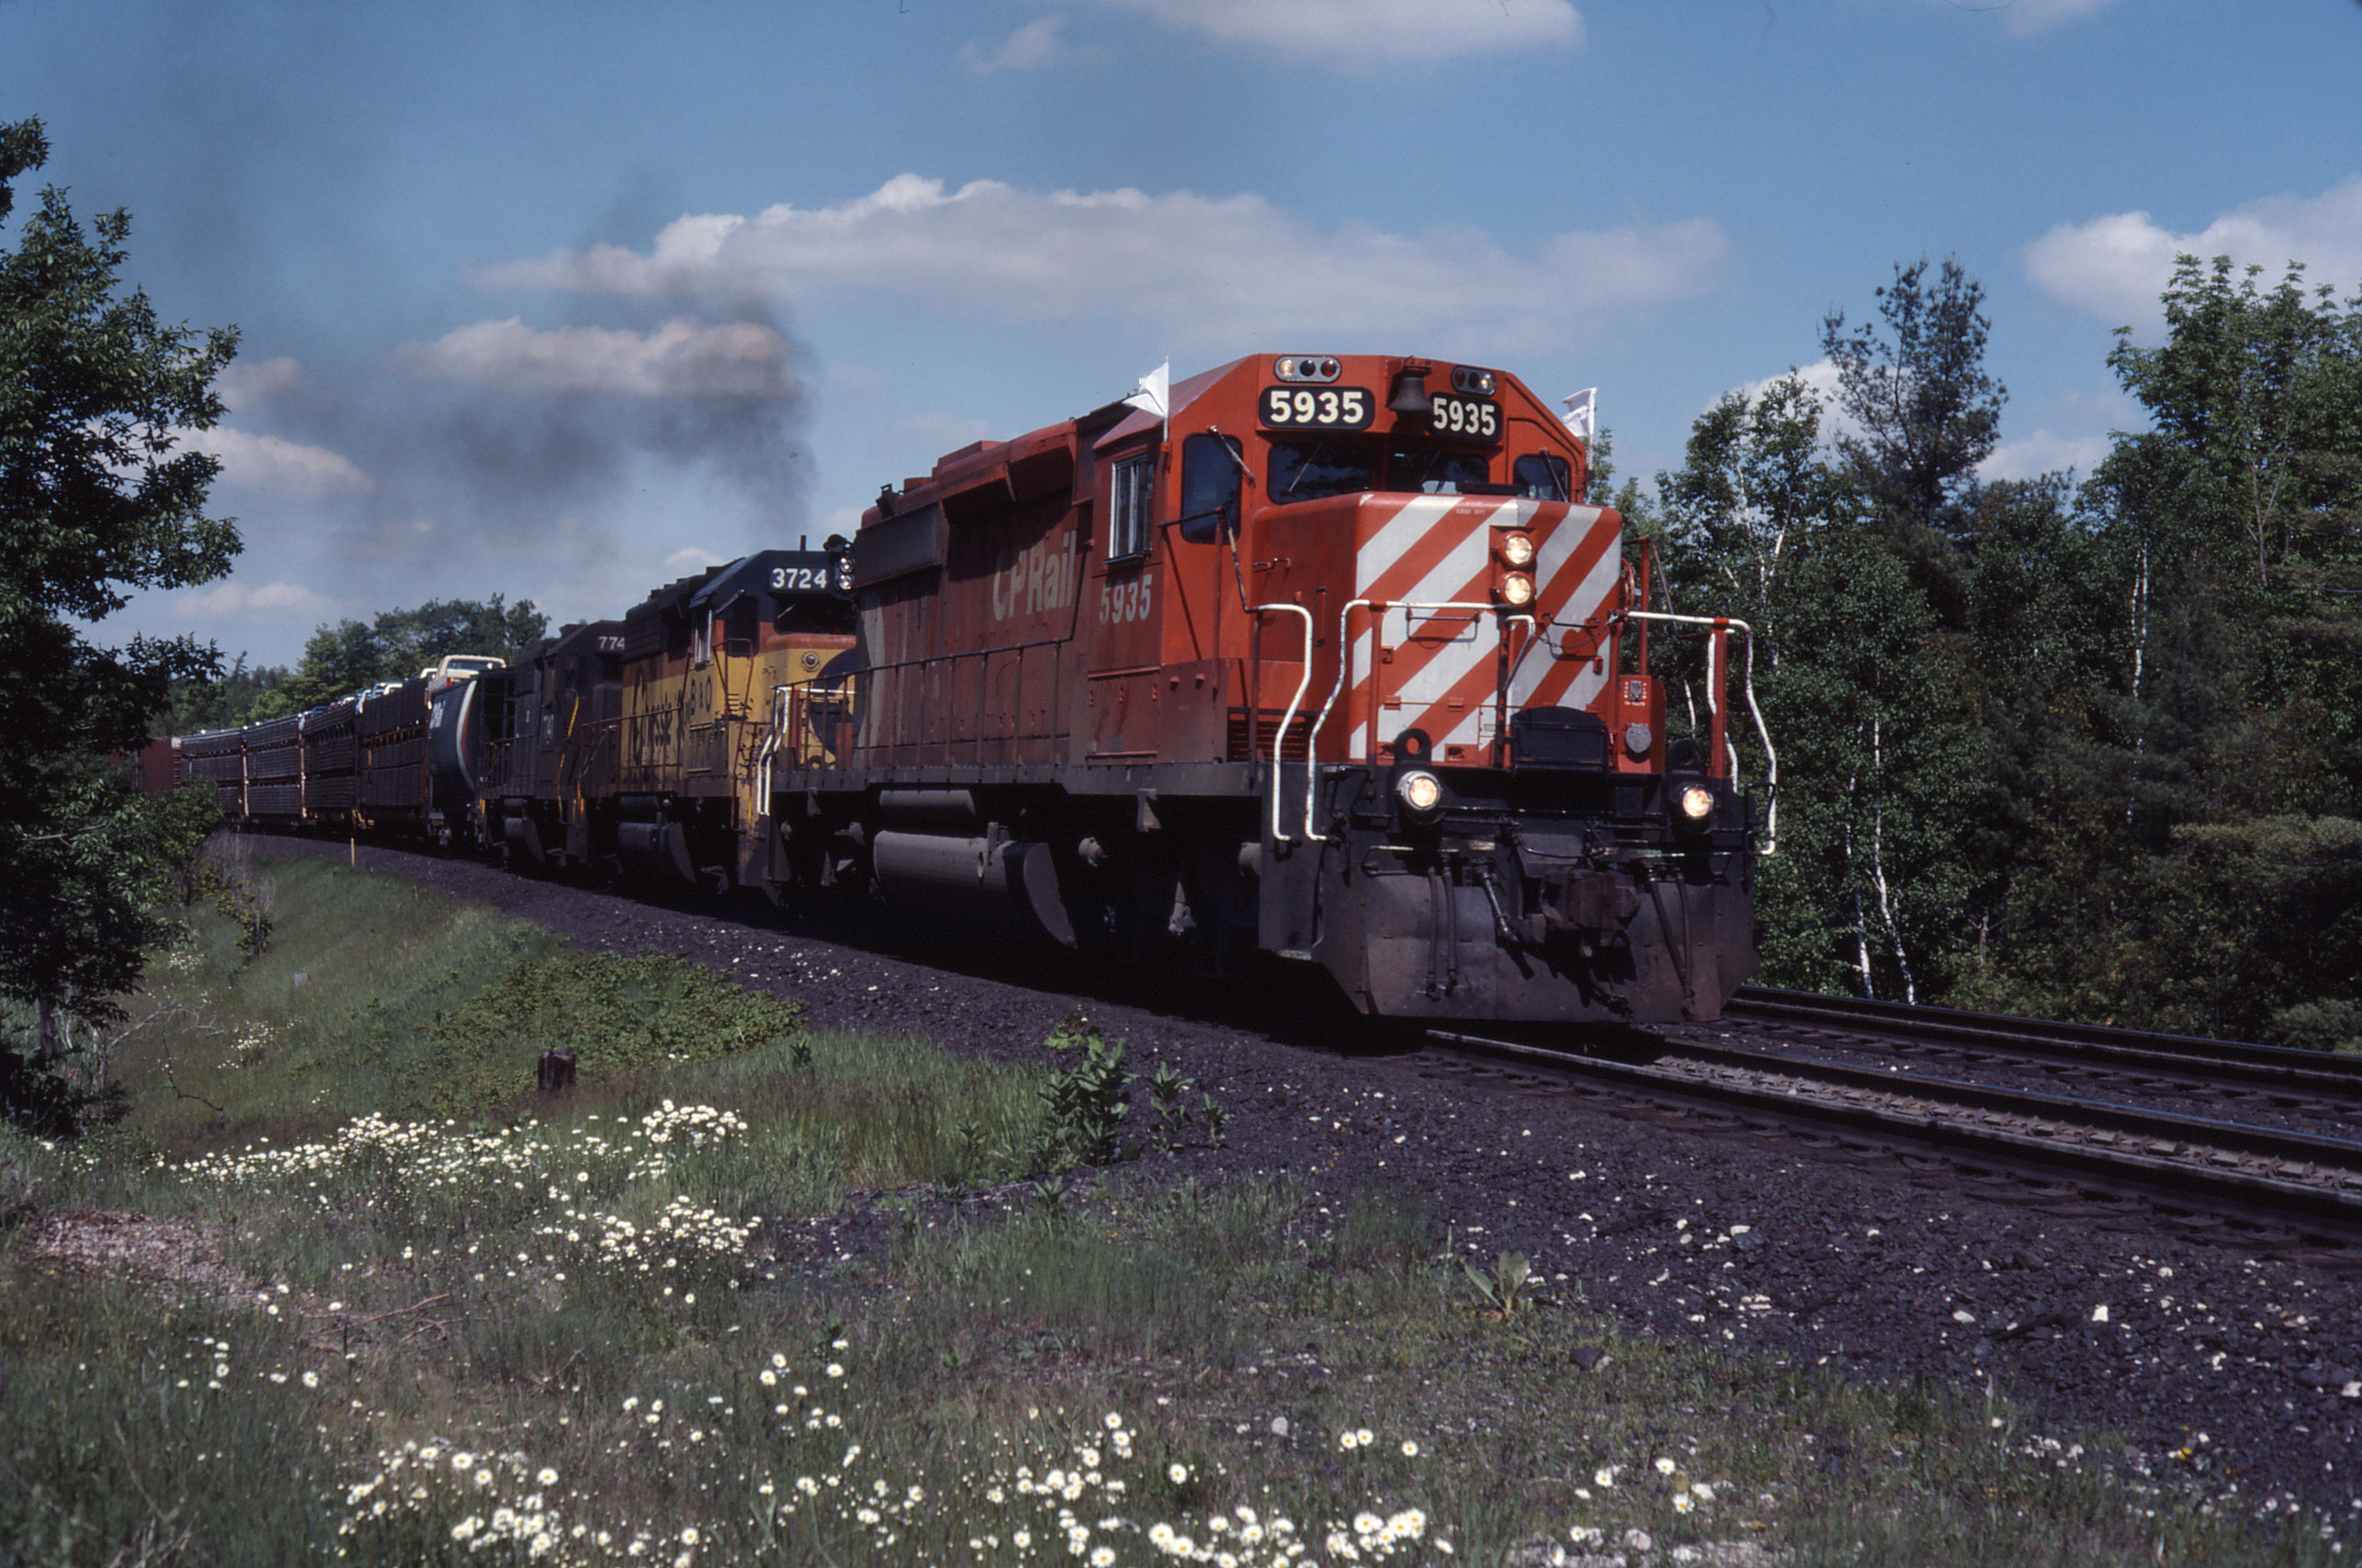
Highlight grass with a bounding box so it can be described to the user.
[0,850,2351,1566]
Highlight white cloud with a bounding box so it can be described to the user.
[185,426,374,501]
[962,15,1093,74]
[1080,0,1581,62]
[215,355,308,411]
[1978,429,2110,480]
[2025,176,2362,330]
[663,545,731,576]
[178,579,341,617]
[391,316,800,398]
[1733,358,1842,414]
[1988,0,2112,38]
[1720,358,1862,450]
[481,175,1728,355]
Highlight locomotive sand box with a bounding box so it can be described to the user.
[157,353,1772,1026]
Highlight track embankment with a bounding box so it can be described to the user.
[249,834,2362,1518]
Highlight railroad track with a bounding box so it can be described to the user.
[1728,986,2362,1114]
[1421,1018,2362,1253]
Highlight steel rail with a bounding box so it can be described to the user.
[1423,1029,2362,1249]
[1729,987,2362,1101]
[1666,1035,2362,1170]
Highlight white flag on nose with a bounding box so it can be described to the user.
[1560,387,1597,442]
[1124,360,1170,421]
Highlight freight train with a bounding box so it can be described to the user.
[151,353,1773,1026]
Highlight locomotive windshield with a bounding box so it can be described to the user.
[1268,438,1378,503]
[1265,439,1570,504]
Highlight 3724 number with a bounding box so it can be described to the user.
[770,564,838,591]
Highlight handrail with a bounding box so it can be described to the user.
[757,683,793,806]
[1623,611,1777,855]
[1250,603,1318,844]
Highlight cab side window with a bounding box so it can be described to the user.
[1110,453,1155,560]
[1513,453,1572,501]
[1178,434,1242,544]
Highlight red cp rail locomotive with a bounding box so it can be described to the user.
[161,352,1771,1027]
[787,352,1768,1024]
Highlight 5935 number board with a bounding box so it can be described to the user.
[1261,385,1374,430]
[1428,393,1499,440]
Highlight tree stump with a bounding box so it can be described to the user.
[537,1046,577,1094]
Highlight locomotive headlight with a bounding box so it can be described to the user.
[1677,783,1715,823]
[1498,572,1536,608]
[1395,769,1444,818]
[1497,531,1536,568]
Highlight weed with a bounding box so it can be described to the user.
[1463,1249,1536,1319]
[1029,1014,1132,1172]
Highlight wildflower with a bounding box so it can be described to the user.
[680,1526,699,1546]
[1594,1467,1615,1488]
[1401,1440,1419,1457]
[452,1452,476,1471]
[1355,1427,1374,1447]
[1655,1457,1676,1475]
[539,1467,559,1486]
[1093,1550,1117,1566]
[302,1370,319,1388]
[1673,1492,1696,1514]
[1339,1432,1360,1451]
[1355,1512,1383,1535]
[1169,1463,1190,1484]
[1105,1413,1125,1430]
[826,1363,845,1378]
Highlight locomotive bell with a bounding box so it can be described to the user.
[1387,366,1434,415]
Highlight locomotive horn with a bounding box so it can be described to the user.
[1387,366,1433,415]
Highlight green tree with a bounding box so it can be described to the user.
[1654,370,1983,1001]
[0,117,240,1116]
[257,594,549,714]
[1655,371,1837,658]
[1820,257,2007,627]
[1952,477,2143,1008]
[1752,532,1986,1002]
[371,592,547,675]
[2095,257,2362,835]
[162,651,291,733]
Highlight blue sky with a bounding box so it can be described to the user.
[6,0,2359,666]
